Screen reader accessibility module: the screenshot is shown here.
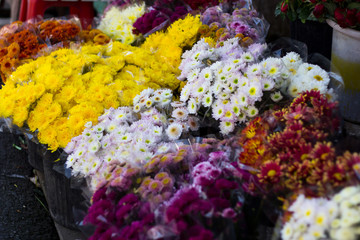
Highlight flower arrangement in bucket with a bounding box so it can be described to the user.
[276,0,360,30]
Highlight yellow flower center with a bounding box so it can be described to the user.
[267,169,276,177]
[314,75,323,81]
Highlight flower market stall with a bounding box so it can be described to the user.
[0,0,360,239]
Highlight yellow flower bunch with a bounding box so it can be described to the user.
[141,14,203,74]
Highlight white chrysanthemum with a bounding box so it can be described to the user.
[334,186,360,203]
[193,81,210,98]
[330,227,357,240]
[151,126,163,137]
[188,116,200,131]
[211,82,222,95]
[119,133,132,142]
[238,112,246,123]
[212,105,225,120]
[187,98,198,114]
[224,62,236,74]
[246,106,258,117]
[230,75,241,86]
[172,107,188,121]
[66,154,76,168]
[247,82,262,99]
[231,104,241,116]
[180,84,191,102]
[139,88,155,99]
[297,63,317,75]
[160,98,171,107]
[314,207,330,228]
[152,94,162,103]
[281,222,294,240]
[166,122,183,140]
[84,121,93,128]
[106,122,118,132]
[145,98,153,108]
[143,135,156,146]
[218,91,230,100]
[201,68,213,82]
[237,91,249,107]
[171,101,186,108]
[247,63,262,76]
[282,52,303,69]
[133,103,142,113]
[270,91,283,102]
[95,124,105,133]
[219,121,235,135]
[299,199,317,223]
[161,89,173,99]
[202,93,213,107]
[263,79,275,91]
[287,82,301,97]
[308,225,325,239]
[289,194,306,213]
[156,143,173,154]
[74,147,86,158]
[222,110,237,122]
[89,141,101,153]
[306,80,328,94]
[307,67,330,85]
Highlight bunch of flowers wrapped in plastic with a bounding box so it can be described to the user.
[177,36,332,135]
[98,2,146,44]
[281,185,360,240]
[65,88,197,190]
[0,22,46,81]
[132,0,189,36]
[132,0,238,37]
[84,136,246,240]
[140,14,202,72]
[199,3,269,47]
[238,90,360,195]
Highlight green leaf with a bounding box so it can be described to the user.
[275,5,282,17]
[323,3,336,14]
[348,3,360,10]
[288,10,297,22]
[298,7,312,22]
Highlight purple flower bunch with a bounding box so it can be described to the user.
[160,155,242,239]
[200,6,269,45]
[84,189,155,240]
[84,136,245,239]
[132,0,189,36]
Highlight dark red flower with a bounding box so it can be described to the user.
[313,4,325,18]
[281,1,289,13]
[334,8,347,28]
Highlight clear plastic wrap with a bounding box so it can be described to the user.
[199,1,270,47]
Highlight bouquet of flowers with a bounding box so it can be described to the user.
[83,136,246,240]
[280,185,360,240]
[97,2,146,44]
[238,90,360,196]
[199,3,269,47]
[276,0,360,30]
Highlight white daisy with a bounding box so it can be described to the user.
[202,93,213,107]
[219,121,235,135]
[187,98,198,114]
[188,116,200,131]
[246,106,258,117]
[166,122,183,140]
[263,79,275,91]
[180,84,191,102]
[241,52,254,62]
[270,91,283,102]
[212,105,225,120]
[172,107,188,121]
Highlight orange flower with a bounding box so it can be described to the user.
[0,48,8,58]
[7,42,20,58]
[93,33,110,45]
[0,56,16,74]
